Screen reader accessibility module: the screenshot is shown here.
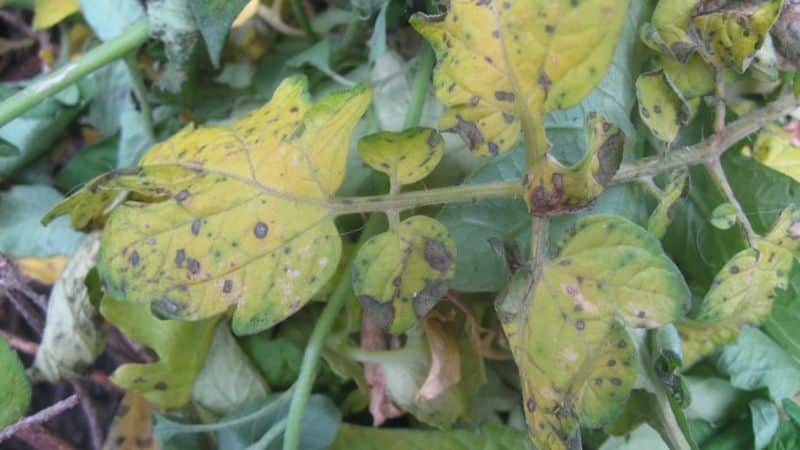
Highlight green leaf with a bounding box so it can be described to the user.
[30,234,105,383]
[716,327,800,401]
[677,240,793,367]
[367,1,389,64]
[636,70,688,143]
[240,336,303,390]
[648,170,688,239]
[84,60,134,137]
[357,128,444,185]
[711,203,739,230]
[600,423,669,450]
[188,0,250,67]
[353,215,456,334]
[287,40,355,87]
[117,108,154,168]
[692,0,783,73]
[0,335,31,428]
[750,399,780,450]
[660,54,715,100]
[192,322,268,415]
[47,77,371,335]
[503,215,689,449]
[763,264,800,360]
[644,0,700,63]
[55,136,118,192]
[147,0,200,65]
[0,185,84,257]
[100,296,219,409]
[78,0,145,41]
[411,0,630,156]
[768,418,800,450]
[329,423,529,450]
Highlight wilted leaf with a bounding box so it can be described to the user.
[711,203,738,230]
[648,171,689,239]
[692,0,783,73]
[188,0,251,67]
[47,77,370,335]
[636,70,688,143]
[100,296,219,409]
[411,0,629,156]
[192,322,268,415]
[103,393,160,450]
[677,240,793,367]
[33,0,79,29]
[503,215,689,449]
[353,215,456,334]
[30,234,105,383]
[0,335,31,428]
[358,128,444,185]
[416,310,462,402]
[752,125,800,183]
[330,423,528,450]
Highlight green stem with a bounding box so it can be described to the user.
[282,215,385,450]
[402,44,435,130]
[123,54,154,141]
[289,0,317,41]
[0,21,149,128]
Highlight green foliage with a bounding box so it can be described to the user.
[0,335,30,428]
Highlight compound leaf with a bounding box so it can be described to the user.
[502,215,689,449]
[353,215,456,334]
[357,128,444,185]
[46,77,371,335]
[0,335,30,428]
[410,0,629,156]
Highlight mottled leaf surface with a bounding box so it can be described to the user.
[358,128,444,185]
[48,77,370,335]
[0,335,30,428]
[353,216,456,334]
[503,215,688,449]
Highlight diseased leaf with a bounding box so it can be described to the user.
[353,215,456,334]
[711,203,738,230]
[411,0,629,156]
[636,70,688,143]
[33,0,79,29]
[660,54,715,100]
[503,215,689,449]
[14,255,68,285]
[770,1,800,70]
[692,0,783,73]
[188,0,251,67]
[648,171,689,239]
[329,423,529,450]
[643,0,700,62]
[0,335,31,428]
[752,125,800,183]
[47,77,371,335]
[102,393,159,450]
[677,240,793,367]
[416,310,462,402]
[147,0,199,65]
[100,296,219,409]
[30,234,105,383]
[357,128,444,185]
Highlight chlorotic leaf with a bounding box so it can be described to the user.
[353,215,456,334]
[711,203,739,230]
[410,0,629,156]
[33,0,79,29]
[525,113,625,215]
[692,0,783,73]
[47,77,371,335]
[30,234,106,383]
[357,128,445,185]
[659,54,715,100]
[0,335,31,428]
[636,70,688,143]
[765,204,800,258]
[102,393,159,450]
[677,240,793,367]
[100,296,219,409]
[643,0,700,62]
[502,215,689,449]
[752,125,800,183]
[648,171,689,239]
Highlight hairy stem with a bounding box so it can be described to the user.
[289,0,317,41]
[283,215,385,450]
[0,21,149,128]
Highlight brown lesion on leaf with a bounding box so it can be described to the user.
[423,239,453,273]
[448,115,484,151]
[358,295,395,331]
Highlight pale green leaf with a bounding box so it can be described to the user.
[711,203,739,230]
[188,0,251,67]
[147,0,199,65]
[644,0,700,62]
[357,128,444,185]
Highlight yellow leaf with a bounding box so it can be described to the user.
[410,0,629,156]
[643,0,700,62]
[103,393,160,450]
[14,255,68,285]
[660,54,715,99]
[766,204,800,257]
[46,76,371,335]
[752,124,800,182]
[358,128,444,185]
[33,0,80,30]
[636,70,688,143]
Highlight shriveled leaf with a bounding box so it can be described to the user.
[648,171,689,239]
[48,77,371,335]
[643,0,700,62]
[33,0,79,29]
[192,322,268,415]
[416,311,462,402]
[30,234,105,383]
[717,327,800,401]
[100,296,219,409]
[353,215,456,334]
[711,203,739,230]
[188,0,251,67]
[0,335,31,428]
[330,423,528,450]
[770,1,800,70]
[357,128,444,185]
[692,0,783,73]
[678,241,793,367]
[102,393,159,450]
[503,215,689,449]
[410,0,629,156]
[752,125,800,183]
[636,70,688,143]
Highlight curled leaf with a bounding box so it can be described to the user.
[643,0,701,62]
[636,70,690,143]
[648,171,689,239]
[357,128,444,185]
[353,215,456,334]
[47,77,371,335]
[417,310,461,402]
